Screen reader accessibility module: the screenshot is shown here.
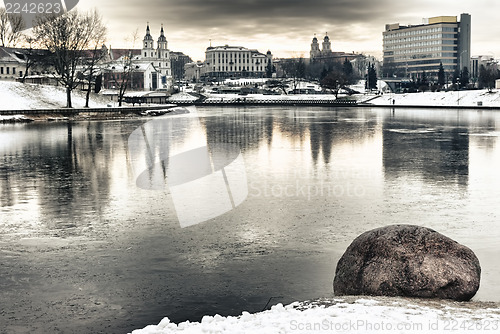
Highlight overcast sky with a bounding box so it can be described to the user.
[77,0,499,61]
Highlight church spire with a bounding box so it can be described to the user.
[144,22,153,41]
[158,23,167,43]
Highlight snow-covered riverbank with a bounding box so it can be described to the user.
[2,81,500,110]
[0,81,111,110]
[131,296,500,334]
[363,89,500,108]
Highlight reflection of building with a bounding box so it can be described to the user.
[383,122,469,185]
[203,45,272,80]
[309,34,358,63]
[383,13,471,79]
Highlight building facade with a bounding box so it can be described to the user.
[310,34,332,60]
[170,51,193,82]
[383,13,471,79]
[309,34,359,64]
[203,45,272,80]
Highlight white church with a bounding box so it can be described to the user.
[102,24,173,92]
[140,23,172,90]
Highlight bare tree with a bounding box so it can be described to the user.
[0,8,24,47]
[19,35,48,83]
[81,10,107,107]
[320,69,348,98]
[33,9,106,108]
[280,57,306,93]
[103,29,139,106]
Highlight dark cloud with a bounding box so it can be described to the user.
[154,0,400,30]
[80,0,500,60]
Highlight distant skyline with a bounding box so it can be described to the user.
[75,0,500,61]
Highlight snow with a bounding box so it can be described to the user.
[130,297,500,333]
[364,90,500,107]
[0,114,31,121]
[0,81,112,110]
[2,80,500,110]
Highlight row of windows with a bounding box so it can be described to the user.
[393,50,457,58]
[384,46,457,56]
[210,58,264,65]
[387,25,457,38]
[384,33,457,45]
[212,66,265,72]
[0,66,18,75]
[385,39,457,50]
[392,58,457,65]
[405,64,457,73]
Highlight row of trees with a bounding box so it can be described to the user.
[0,9,108,108]
[385,61,500,92]
[278,57,367,96]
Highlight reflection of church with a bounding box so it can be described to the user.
[309,33,358,63]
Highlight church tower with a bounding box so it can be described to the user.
[157,24,168,57]
[142,23,155,59]
[322,33,332,55]
[156,24,171,79]
[310,35,320,60]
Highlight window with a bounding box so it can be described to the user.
[13,68,15,74]
[0,67,3,74]
[6,67,9,74]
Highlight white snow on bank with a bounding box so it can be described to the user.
[0,81,111,110]
[0,114,31,121]
[131,297,500,334]
[361,89,500,107]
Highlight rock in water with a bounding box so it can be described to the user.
[333,225,481,301]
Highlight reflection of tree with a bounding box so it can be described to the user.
[0,122,116,231]
[309,112,377,165]
[201,108,275,150]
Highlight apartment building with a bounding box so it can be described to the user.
[383,13,471,79]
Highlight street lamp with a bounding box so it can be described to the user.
[456,77,460,106]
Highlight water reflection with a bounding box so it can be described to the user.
[383,124,469,186]
[2,107,500,333]
[0,122,118,234]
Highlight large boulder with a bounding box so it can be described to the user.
[333,225,481,301]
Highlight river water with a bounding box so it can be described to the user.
[1,106,499,333]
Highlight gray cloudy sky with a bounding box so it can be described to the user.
[78,0,499,61]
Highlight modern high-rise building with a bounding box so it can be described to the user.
[383,13,471,79]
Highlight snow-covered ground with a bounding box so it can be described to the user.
[131,296,500,334]
[0,81,111,110]
[363,89,500,107]
[2,80,500,110]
